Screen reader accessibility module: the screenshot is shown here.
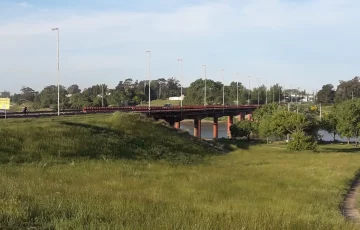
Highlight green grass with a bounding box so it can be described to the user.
[137,99,180,106]
[0,114,360,229]
[0,113,216,164]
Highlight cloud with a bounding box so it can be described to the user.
[0,0,360,92]
[16,1,32,8]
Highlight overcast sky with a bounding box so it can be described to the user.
[0,0,359,93]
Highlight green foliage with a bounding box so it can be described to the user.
[317,84,335,104]
[230,120,254,140]
[335,77,360,103]
[287,130,317,151]
[320,112,337,142]
[334,99,360,144]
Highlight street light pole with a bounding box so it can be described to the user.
[102,84,104,107]
[265,80,268,104]
[257,78,260,106]
[221,69,225,108]
[51,28,60,116]
[146,50,151,110]
[236,73,239,107]
[203,65,207,106]
[248,76,250,105]
[178,58,183,107]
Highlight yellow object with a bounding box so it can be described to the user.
[0,98,10,110]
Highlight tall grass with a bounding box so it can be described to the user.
[0,114,359,229]
[0,113,217,164]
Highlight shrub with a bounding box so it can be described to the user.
[287,130,317,151]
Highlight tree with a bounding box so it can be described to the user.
[320,112,337,142]
[37,85,69,109]
[287,130,317,151]
[317,84,335,104]
[184,79,222,105]
[0,91,10,98]
[67,84,81,94]
[335,77,360,103]
[268,84,283,104]
[335,99,360,145]
[230,120,254,140]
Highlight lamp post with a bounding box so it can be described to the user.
[236,73,239,106]
[146,50,151,110]
[257,77,260,106]
[265,80,268,104]
[178,58,183,107]
[51,27,60,116]
[221,69,225,108]
[248,76,250,105]
[203,65,207,106]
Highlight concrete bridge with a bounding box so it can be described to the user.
[98,105,259,139]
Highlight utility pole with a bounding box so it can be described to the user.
[178,58,183,107]
[51,27,60,116]
[146,50,151,110]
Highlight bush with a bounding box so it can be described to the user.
[287,130,317,151]
[230,120,253,140]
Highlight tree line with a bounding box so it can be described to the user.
[0,76,358,110]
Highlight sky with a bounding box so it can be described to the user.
[0,0,359,93]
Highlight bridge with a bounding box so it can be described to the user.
[1,105,259,139]
[83,105,259,138]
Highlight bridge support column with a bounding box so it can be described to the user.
[227,116,233,138]
[238,112,245,121]
[194,118,201,138]
[213,117,218,139]
[174,121,180,129]
[247,113,252,121]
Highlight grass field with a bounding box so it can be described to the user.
[0,114,360,229]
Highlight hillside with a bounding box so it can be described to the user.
[0,113,218,164]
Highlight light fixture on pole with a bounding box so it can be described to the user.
[51,27,60,116]
[203,65,207,106]
[146,50,151,110]
[178,58,183,107]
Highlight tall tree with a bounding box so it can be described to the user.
[335,77,360,102]
[335,99,360,145]
[67,84,81,95]
[317,84,335,104]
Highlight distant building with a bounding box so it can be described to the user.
[169,95,185,101]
